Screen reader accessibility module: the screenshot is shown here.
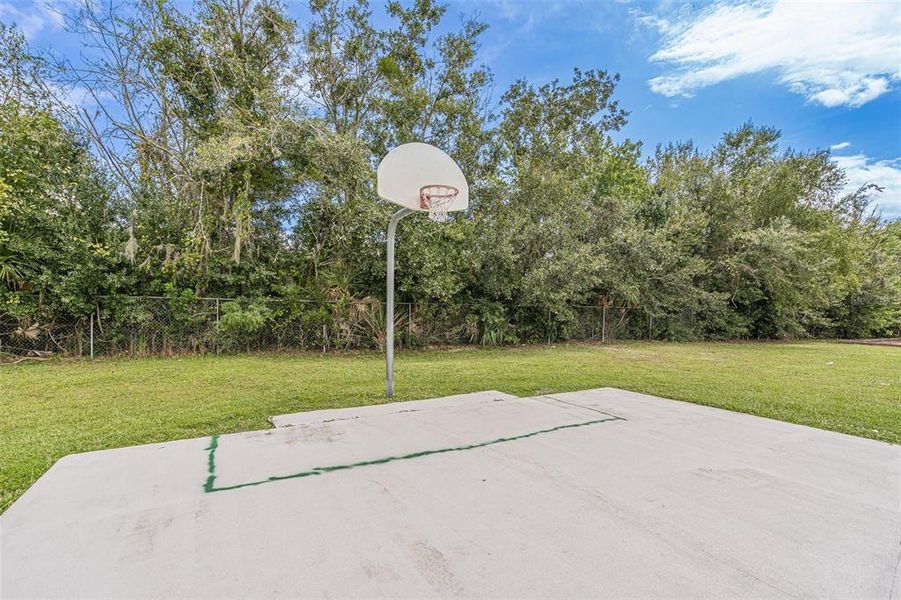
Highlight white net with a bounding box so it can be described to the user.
[419,185,458,223]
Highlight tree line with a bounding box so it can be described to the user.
[1,0,898,351]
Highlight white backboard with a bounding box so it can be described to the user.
[377,142,469,212]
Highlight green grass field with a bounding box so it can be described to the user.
[2,341,899,513]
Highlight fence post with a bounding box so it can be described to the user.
[648,315,652,340]
[89,311,94,358]
[322,324,327,353]
[215,298,220,355]
[601,306,607,343]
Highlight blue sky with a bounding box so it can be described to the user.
[3,0,900,218]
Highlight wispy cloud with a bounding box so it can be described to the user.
[833,152,901,219]
[48,82,113,110]
[471,0,569,65]
[0,0,66,39]
[830,141,851,152]
[644,0,901,108]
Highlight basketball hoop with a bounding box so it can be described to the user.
[420,184,459,223]
[377,143,469,397]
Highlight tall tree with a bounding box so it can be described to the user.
[55,0,305,293]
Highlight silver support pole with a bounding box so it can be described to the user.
[386,208,414,398]
[89,311,94,358]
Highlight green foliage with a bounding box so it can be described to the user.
[218,299,273,349]
[0,94,116,328]
[472,303,517,346]
[0,3,898,348]
[642,123,900,339]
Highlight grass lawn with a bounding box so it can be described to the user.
[2,340,899,513]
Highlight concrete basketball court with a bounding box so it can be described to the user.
[2,387,899,599]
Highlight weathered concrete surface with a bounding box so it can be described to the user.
[2,388,899,599]
[267,390,519,428]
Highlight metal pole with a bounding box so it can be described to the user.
[386,208,414,398]
[89,311,94,358]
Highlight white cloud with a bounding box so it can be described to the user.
[474,0,569,64]
[47,82,113,110]
[0,1,66,39]
[830,141,851,151]
[646,0,901,108]
[832,153,901,219]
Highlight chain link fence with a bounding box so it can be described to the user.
[1,296,686,360]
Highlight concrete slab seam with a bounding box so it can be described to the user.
[890,538,901,600]
[202,416,627,494]
[542,395,625,419]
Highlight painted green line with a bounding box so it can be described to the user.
[204,435,219,493]
[203,416,624,493]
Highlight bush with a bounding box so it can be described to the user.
[218,299,272,351]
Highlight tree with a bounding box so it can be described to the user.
[1,1,898,354]
[56,0,306,293]
[0,99,115,321]
[292,0,493,306]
